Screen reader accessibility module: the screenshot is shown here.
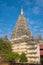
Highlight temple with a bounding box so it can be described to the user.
[10,8,40,64]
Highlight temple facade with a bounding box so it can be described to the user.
[10,8,40,64]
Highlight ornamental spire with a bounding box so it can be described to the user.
[21,7,23,14]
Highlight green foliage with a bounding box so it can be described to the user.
[40,58,43,64]
[4,52,20,62]
[20,53,28,62]
[4,52,28,62]
[0,38,12,61]
[0,39,12,54]
[0,38,28,62]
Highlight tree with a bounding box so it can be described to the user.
[40,58,43,65]
[4,52,20,62]
[0,38,12,61]
[0,39,12,54]
[20,53,28,62]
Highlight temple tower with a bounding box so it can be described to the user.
[11,8,40,64]
[4,35,8,41]
[11,7,32,39]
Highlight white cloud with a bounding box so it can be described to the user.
[23,0,31,6]
[29,20,35,25]
[8,31,12,35]
[0,34,4,37]
[22,0,35,6]
[40,29,43,33]
[36,0,43,7]
[27,18,29,22]
[32,6,40,15]
[0,29,2,33]
[32,25,38,32]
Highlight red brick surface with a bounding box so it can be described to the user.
[40,45,43,55]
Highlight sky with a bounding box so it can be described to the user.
[0,0,43,39]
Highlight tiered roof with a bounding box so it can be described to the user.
[11,8,32,39]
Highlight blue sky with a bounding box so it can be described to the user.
[0,0,43,39]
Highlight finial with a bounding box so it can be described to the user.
[21,7,23,14]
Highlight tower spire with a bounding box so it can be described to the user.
[21,7,23,14]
